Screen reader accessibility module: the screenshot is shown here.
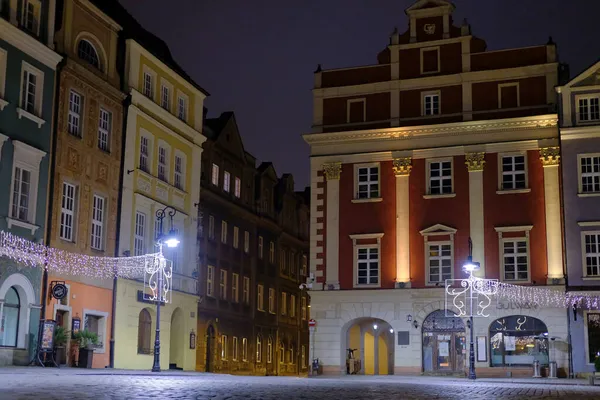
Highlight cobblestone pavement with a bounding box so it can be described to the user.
[1,371,600,400]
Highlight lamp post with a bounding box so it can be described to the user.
[151,206,180,373]
[463,238,479,380]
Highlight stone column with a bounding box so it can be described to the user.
[324,162,342,290]
[540,147,564,284]
[465,153,485,277]
[393,158,412,288]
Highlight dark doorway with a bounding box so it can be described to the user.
[205,325,216,372]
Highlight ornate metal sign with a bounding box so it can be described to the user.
[445,274,499,318]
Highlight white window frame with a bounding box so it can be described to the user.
[211,163,219,186]
[584,310,600,365]
[206,265,215,297]
[232,273,239,303]
[301,297,307,320]
[232,336,238,361]
[281,292,287,315]
[242,337,248,362]
[8,141,44,228]
[157,141,170,183]
[268,288,275,314]
[498,152,529,192]
[19,61,44,121]
[90,194,106,251]
[426,158,454,197]
[420,224,457,286]
[133,211,146,256]
[426,241,454,285]
[10,166,32,222]
[353,162,380,201]
[221,220,227,244]
[223,171,231,192]
[420,46,440,75]
[244,231,250,253]
[160,80,172,110]
[269,241,275,264]
[243,276,250,304]
[267,337,273,364]
[495,226,533,283]
[60,182,78,242]
[233,226,239,249]
[498,82,520,109]
[139,131,153,174]
[142,70,154,99]
[176,91,188,122]
[208,215,215,240]
[258,236,264,259]
[578,153,600,195]
[346,98,366,123]
[221,335,228,360]
[576,95,600,124]
[22,0,41,37]
[98,108,111,152]
[234,177,241,198]
[68,89,83,137]
[257,284,264,311]
[422,91,441,116]
[290,295,296,318]
[256,335,262,363]
[350,233,384,288]
[581,231,600,278]
[82,309,108,354]
[220,269,227,300]
[174,151,186,191]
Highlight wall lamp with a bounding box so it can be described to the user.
[127,168,136,175]
[407,314,419,329]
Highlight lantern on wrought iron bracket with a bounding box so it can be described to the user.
[189,330,196,349]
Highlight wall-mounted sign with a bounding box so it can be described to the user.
[51,283,68,300]
[71,316,81,339]
[424,24,436,35]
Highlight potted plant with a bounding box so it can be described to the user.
[53,326,69,366]
[73,330,98,368]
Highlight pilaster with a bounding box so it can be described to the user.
[465,152,485,277]
[393,157,412,288]
[324,162,342,290]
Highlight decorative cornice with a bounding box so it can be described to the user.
[0,19,62,69]
[539,147,560,167]
[393,157,412,176]
[465,152,485,172]
[323,162,342,180]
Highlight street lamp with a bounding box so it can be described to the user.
[463,238,479,380]
[151,206,179,373]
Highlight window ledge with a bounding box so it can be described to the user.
[423,193,456,199]
[578,193,600,198]
[351,197,383,204]
[0,98,8,111]
[16,108,45,128]
[353,284,381,289]
[425,282,447,287]
[582,277,600,281]
[496,189,531,195]
[6,217,39,234]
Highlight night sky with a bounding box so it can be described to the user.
[119,0,600,189]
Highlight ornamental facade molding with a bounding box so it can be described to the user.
[393,157,412,176]
[465,152,485,172]
[539,147,560,167]
[323,162,342,180]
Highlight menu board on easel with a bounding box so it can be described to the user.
[40,320,56,351]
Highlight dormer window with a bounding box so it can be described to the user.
[578,97,600,123]
[77,40,101,70]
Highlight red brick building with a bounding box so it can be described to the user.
[304,0,567,377]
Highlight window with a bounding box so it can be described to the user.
[586,313,600,364]
[223,171,231,192]
[423,93,440,116]
[499,83,519,109]
[501,155,526,190]
[211,164,219,186]
[234,177,241,198]
[161,84,170,110]
[208,215,215,240]
[77,40,100,69]
[301,345,306,368]
[301,255,307,276]
[177,95,187,121]
[258,236,264,259]
[68,90,82,136]
[84,312,106,351]
[355,164,379,199]
[221,335,228,360]
[143,72,153,98]
[256,335,262,363]
[232,273,239,303]
[280,249,287,273]
[139,136,150,173]
[20,66,39,115]
[579,97,600,122]
[580,155,600,193]
[233,226,239,249]
[257,284,264,311]
[11,167,31,221]
[98,108,111,152]
[428,160,452,195]
[206,265,214,297]
[269,241,275,264]
[268,288,275,313]
[244,231,250,253]
[357,247,379,285]
[0,287,19,347]
[267,337,273,363]
[301,297,307,320]
[290,295,296,318]
[584,233,600,277]
[290,252,296,278]
[281,292,287,315]
[490,316,548,367]
[421,47,439,74]
[158,146,168,182]
[427,242,452,284]
[502,239,529,281]
[134,211,146,256]
[174,154,184,190]
[242,338,248,362]
[22,0,40,35]
[90,195,105,250]
[232,337,239,361]
[137,309,152,354]
[60,182,77,241]
[221,221,227,244]
[289,344,294,365]
[220,269,227,300]
[243,277,250,304]
[279,341,285,364]
[346,99,366,124]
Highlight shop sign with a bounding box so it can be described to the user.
[496,300,538,310]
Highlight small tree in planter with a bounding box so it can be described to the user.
[53,326,69,366]
[73,330,98,368]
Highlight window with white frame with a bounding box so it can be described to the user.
[98,108,111,152]
[579,97,600,122]
[174,154,184,190]
[60,182,77,241]
[234,177,241,198]
[90,195,105,250]
[269,241,275,263]
[208,215,215,240]
[233,226,239,249]
[258,236,264,259]
[139,135,150,173]
[427,242,452,284]
[220,269,227,300]
[301,255,307,276]
[357,246,379,285]
[289,344,294,365]
[22,0,41,35]
[428,160,452,195]
[267,337,273,363]
[243,277,250,304]
[11,167,31,221]
[134,211,146,256]
[68,90,83,136]
[301,297,307,320]
[206,265,214,297]
[211,164,219,186]
[232,273,239,302]
[83,311,107,352]
[177,95,187,121]
[290,295,296,318]
[281,292,287,315]
[77,39,101,70]
[20,63,42,116]
[268,288,275,313]
[161,84,170,110]
[583,233,600,277]
[501,154,526,190]
[356,164,379,199]
[580,155,600,193]
[157,146,168,182]
[423,93,440,116]
[221,220,227,244]
[223,171,231,192]
[143,72,153,98]
[256,335,262,363]
[257,284,264,311]
[279,341,285,364]
[502,239,529,281]
[221,335,228,360]
[232,336,238,361]
[244,231,250,253]
[242,338,248,361]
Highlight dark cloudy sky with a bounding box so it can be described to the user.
[120,0,600,189]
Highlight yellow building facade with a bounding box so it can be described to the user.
[114,39,207,371]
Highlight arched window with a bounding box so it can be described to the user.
[256,335,262,363]
[1,287,20,347]
[137,309,152,354]
[289,343,295,365]
[77,39,101,70]
[279,340,285,364]
[489,315,548,367]
[267,336,273,364]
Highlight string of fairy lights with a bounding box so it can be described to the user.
[495,282,600,309]
[0,230,159,279]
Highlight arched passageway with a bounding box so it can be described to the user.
[422,310,466,374]
[342,317,394,375]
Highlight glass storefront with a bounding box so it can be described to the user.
[422,310,466,373]
[489,315,548,367]
[0,287,20,347]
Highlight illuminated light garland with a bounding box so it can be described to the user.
[0,230,160,279]
[495,282,600,310]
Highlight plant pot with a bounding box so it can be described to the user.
[55,346,66,365]
[78,348,94,368]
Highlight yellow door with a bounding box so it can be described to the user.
[364,332,375,375]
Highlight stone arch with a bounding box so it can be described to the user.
[169,307,184,369]
[341,317,394,375]
[0,273,35,348]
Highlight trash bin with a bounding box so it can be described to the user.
[532,360,541,378]
[549,361,557,379]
